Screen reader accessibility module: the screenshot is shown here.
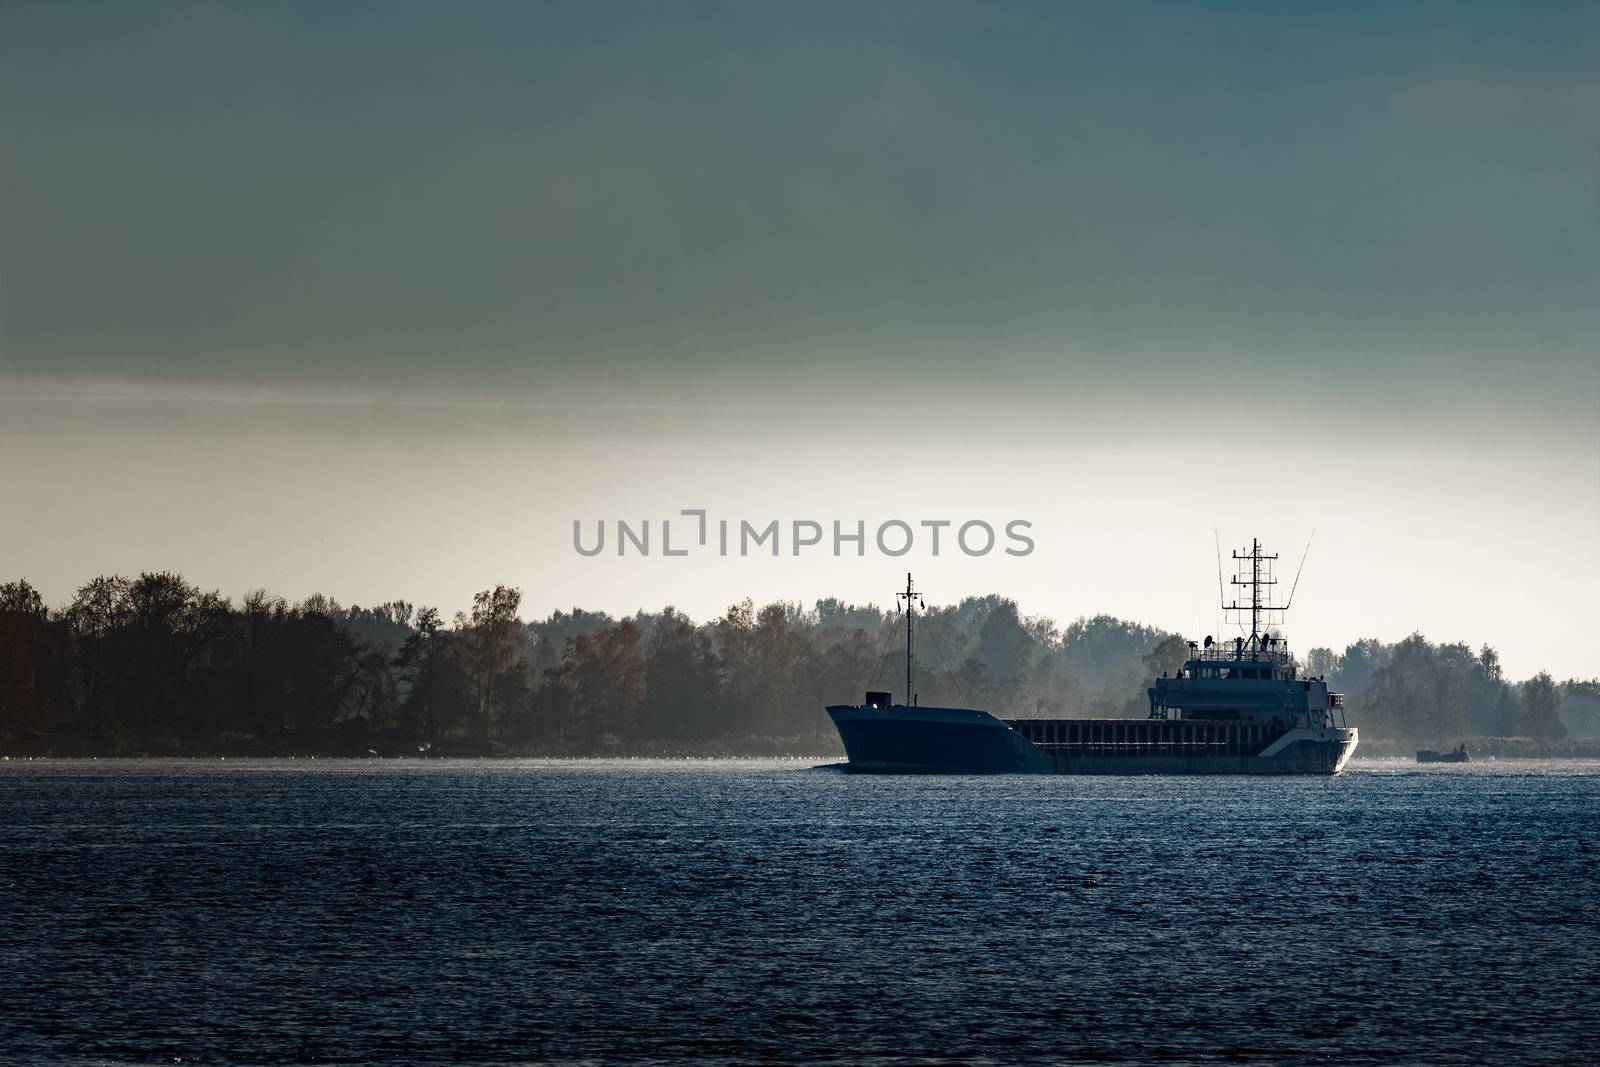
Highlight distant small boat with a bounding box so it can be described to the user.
[1417,744,1470,764]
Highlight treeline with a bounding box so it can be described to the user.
[1308,638,1593,753]
[0,574,1592,756]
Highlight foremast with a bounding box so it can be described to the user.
[897,572,924,707]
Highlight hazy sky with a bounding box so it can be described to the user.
[2,2,1597,678]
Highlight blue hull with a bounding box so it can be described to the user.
[826,704,1357,775]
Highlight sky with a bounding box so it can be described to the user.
[1,1,1597,678]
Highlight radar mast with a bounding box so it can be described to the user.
[1225,538,1284,659]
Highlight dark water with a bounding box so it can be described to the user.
[2,758,1596,1066]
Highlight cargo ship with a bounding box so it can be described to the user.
[826,540,1358,775]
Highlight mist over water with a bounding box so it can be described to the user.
[2,758,1595,1065]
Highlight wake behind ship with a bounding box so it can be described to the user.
[827,541,1358,775]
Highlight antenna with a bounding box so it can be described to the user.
[1213,527,1226,641]
[1213,527,1226,608]
[896,573,924,707]
[1284,528,1316,609]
